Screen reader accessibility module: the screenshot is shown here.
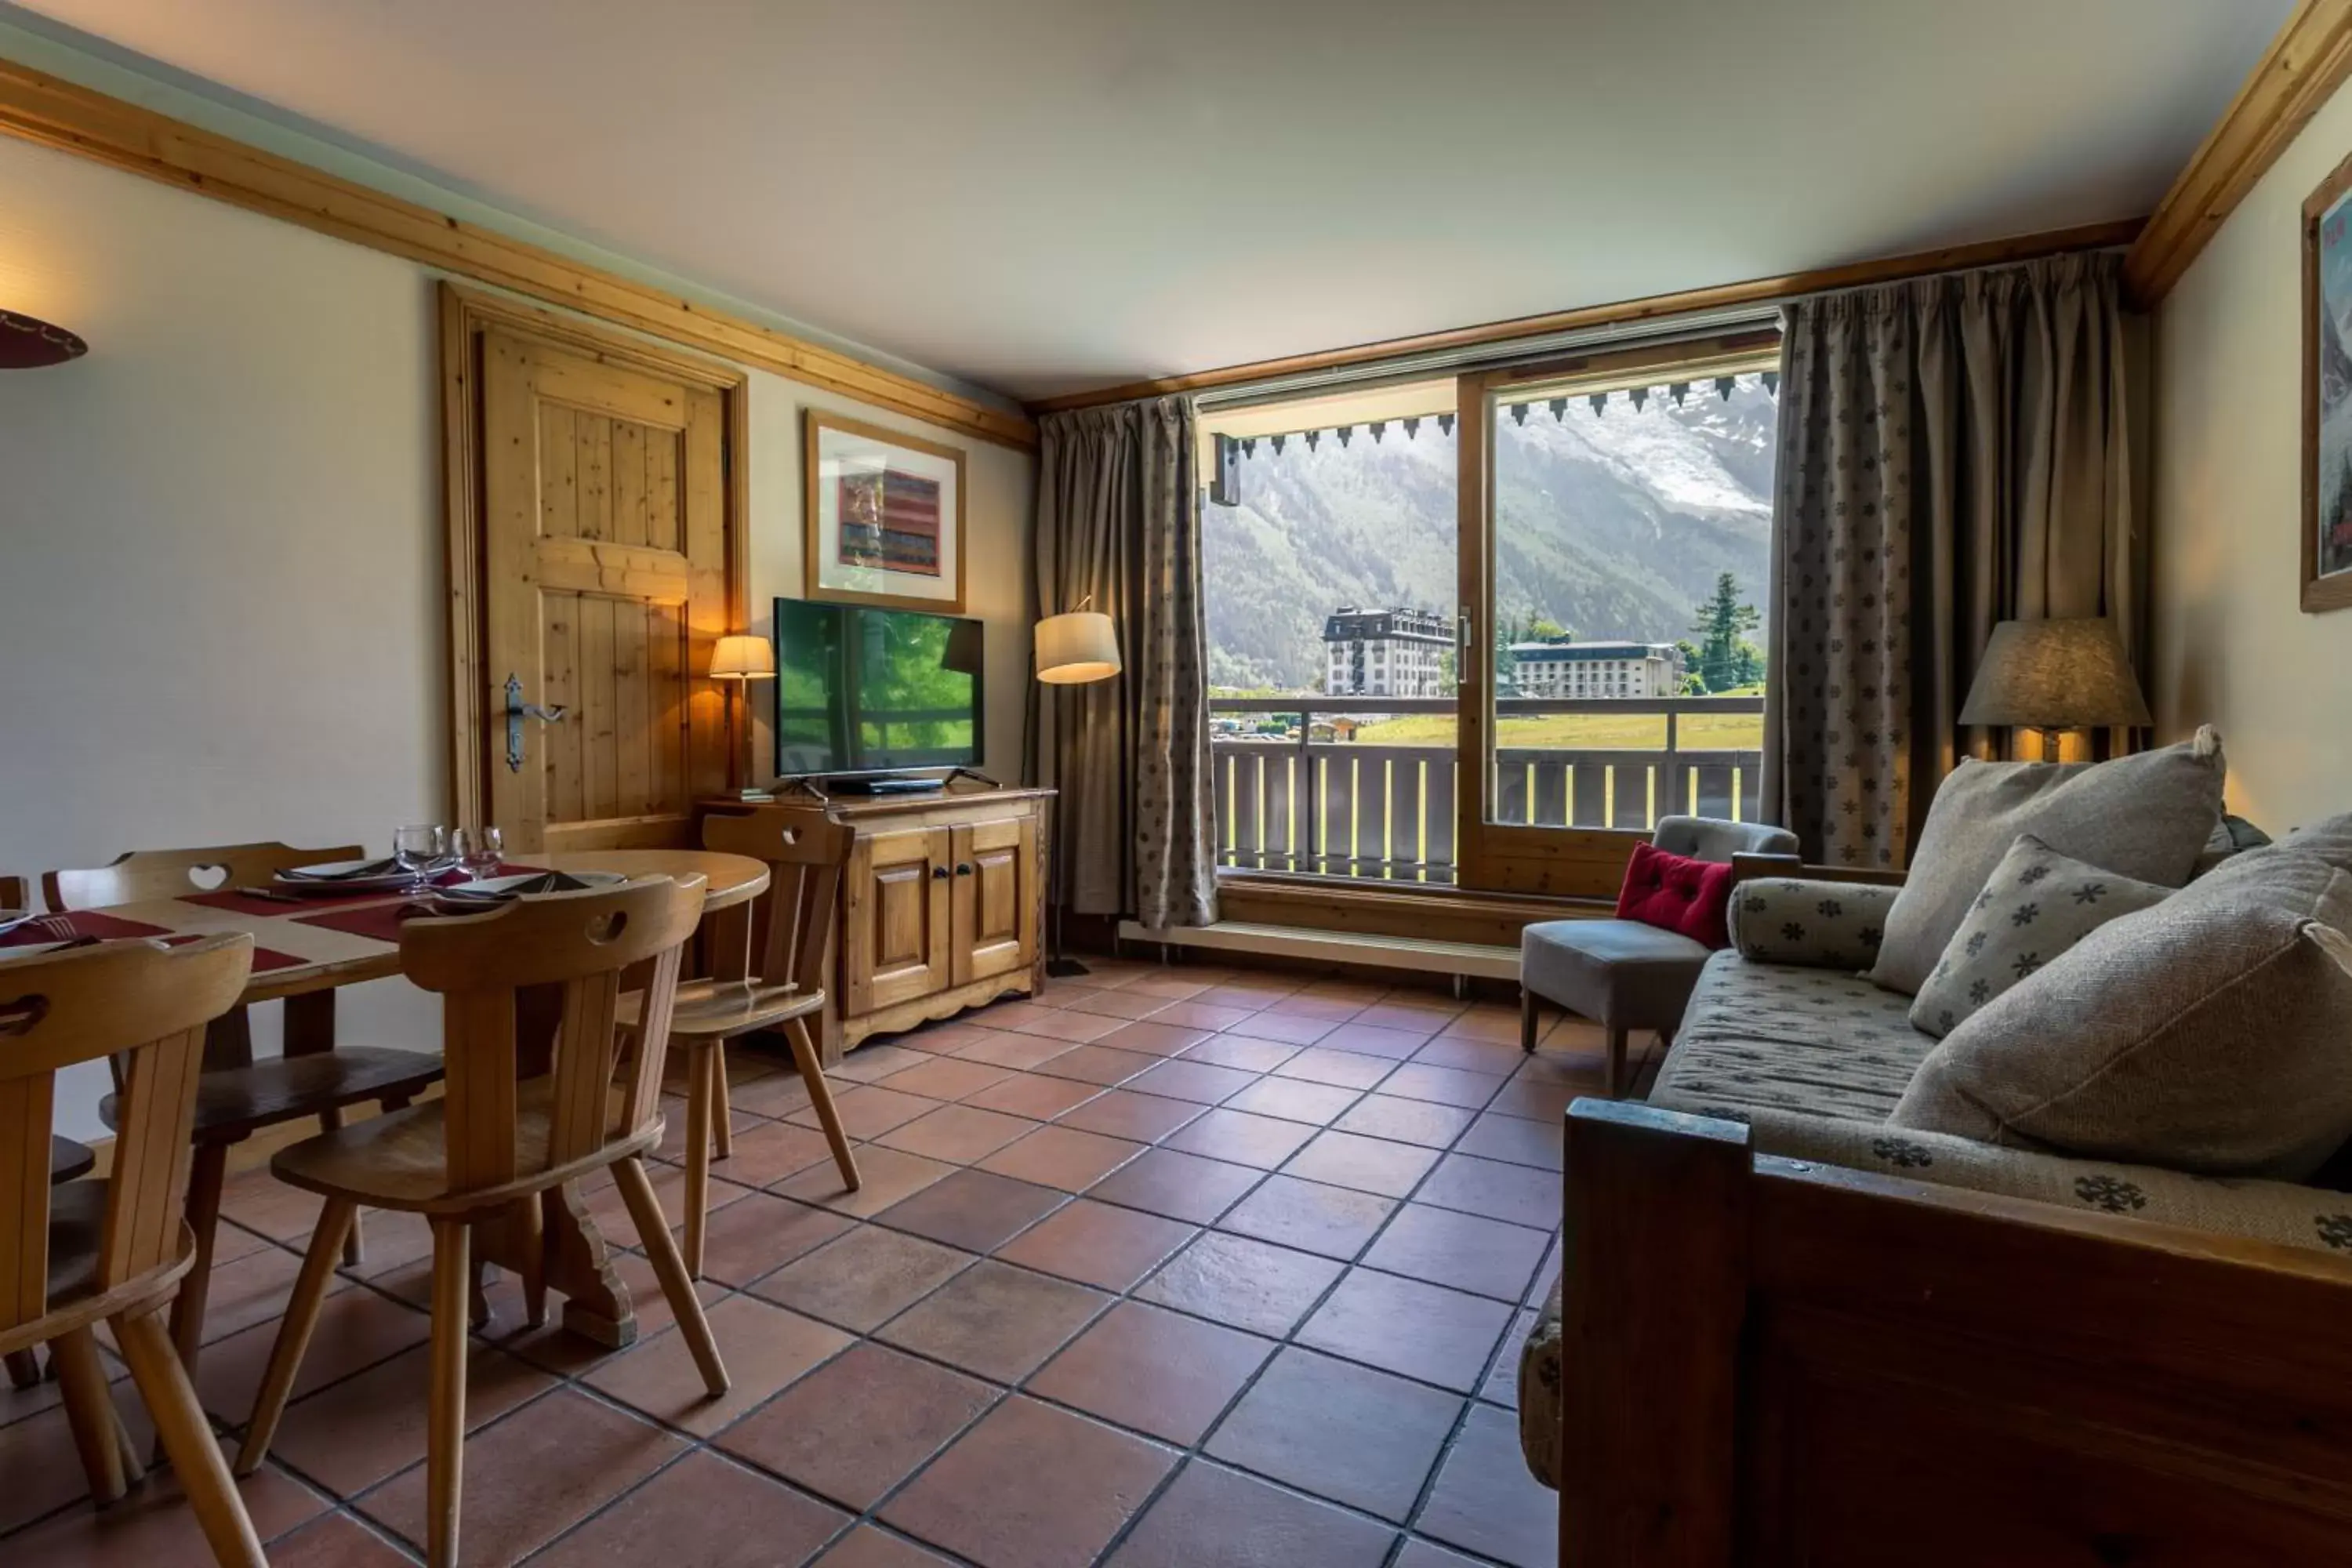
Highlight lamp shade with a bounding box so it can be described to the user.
[1959,618,2150,730]
[1035,610,1121,684]
[708,633,775,681]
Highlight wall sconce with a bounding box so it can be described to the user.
[0,310,87,369]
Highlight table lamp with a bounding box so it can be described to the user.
[709,633,775,799]
[1958,617,2150,762]
[1035,598,1121,975]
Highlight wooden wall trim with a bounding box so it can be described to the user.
[2125,0,2352,307]
[1027,219,2143,416]
[0,56,1037,451]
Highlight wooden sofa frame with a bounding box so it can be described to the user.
[1562,1097,2352,1564]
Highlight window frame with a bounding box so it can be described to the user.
[1452,328,1781,895]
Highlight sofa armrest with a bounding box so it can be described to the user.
[1730,851,1907,888]
[1727,1104,2352,1258]
[1726,877,1900,970]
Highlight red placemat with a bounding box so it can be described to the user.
[292,902,427,946]
[0,910,172,947]
[180,886,387,917]
[154,932,304,972]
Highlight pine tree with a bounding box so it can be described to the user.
[1690,573,1762,692]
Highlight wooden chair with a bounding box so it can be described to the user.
[234,876,726,1568]
[45,843,447,1372]
[1,873,37,1392]
[0,934,268,1566]
[658,812,862,1277]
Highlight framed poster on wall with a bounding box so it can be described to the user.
[2303,151,2352,613]
[802,411,967,614]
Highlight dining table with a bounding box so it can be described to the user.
[19,845,769,1349]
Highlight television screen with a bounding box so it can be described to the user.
[772,598,984,776]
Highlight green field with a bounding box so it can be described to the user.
[1349,702,1762,752]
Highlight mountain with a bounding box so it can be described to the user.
[1204,379,1778,691]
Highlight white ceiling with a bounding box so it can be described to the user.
[2,0,2292,403]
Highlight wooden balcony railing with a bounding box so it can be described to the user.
[1210,695,1766,884]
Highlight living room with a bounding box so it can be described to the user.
[3,2,2352,1566]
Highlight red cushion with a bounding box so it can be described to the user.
[1613,842,1736,949]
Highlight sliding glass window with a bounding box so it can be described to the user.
[1197,328,1780,895]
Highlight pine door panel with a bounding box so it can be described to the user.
[482,328,727,851]
[844,826,953,1014]
[953,818,1035,985]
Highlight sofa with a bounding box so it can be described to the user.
[1518,760,2352,1490]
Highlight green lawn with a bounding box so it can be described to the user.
[1351,710,1762,751]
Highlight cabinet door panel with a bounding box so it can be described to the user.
[845,826,952,1012]
[953,817,1036,985]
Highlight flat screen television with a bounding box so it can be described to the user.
[772,598,984,777]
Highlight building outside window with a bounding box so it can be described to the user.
[1321,606,1452,698]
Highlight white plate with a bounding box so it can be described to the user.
[274,858,421,894]
[441,870,628,900]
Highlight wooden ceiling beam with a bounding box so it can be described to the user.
[1027,219,2143,416]
[2124,0,2352,308]
[0,56,1038,451]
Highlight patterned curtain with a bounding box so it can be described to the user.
[1029,397,1219,927]
[1763,252,2136,868]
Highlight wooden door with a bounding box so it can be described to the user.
[843,826,953,1013]
[474,320,736,851]
[952,818,1036,985]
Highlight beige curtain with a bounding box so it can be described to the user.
[1763,252,2136,868]
[1029,397,1219,927]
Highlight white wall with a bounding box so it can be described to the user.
[0,133,1034,1136]
[2151,79,2352,833]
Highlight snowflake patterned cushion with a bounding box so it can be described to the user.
[1893,844,2352,1181]
[1728,877,1901,971]
[1907,834,2169,1039]
[1864,726,2226,996]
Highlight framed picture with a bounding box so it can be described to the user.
[2303,154,2352,612]
[802,411,967,613]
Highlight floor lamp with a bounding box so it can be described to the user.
[1036,600,1121,978]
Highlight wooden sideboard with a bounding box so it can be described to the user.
[702,785,1052,1058]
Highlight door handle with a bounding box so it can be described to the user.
[955,863,974,877]
[931,866,951,880]
[503,673,570,774]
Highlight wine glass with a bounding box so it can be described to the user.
[392,824,448,889]
[453,825,504,883]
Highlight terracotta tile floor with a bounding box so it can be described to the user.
[3,962,1639,1567]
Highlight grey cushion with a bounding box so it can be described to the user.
[1649,950,1936,1122]
[2278,811,2352,868]
[1728,877,1900,970]
[1866,728,2227,995]
[1653,815,1799,864]
[1907,834,2170,1038]
[1521,918,1712,1030]
[1892,846,2352,1179]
